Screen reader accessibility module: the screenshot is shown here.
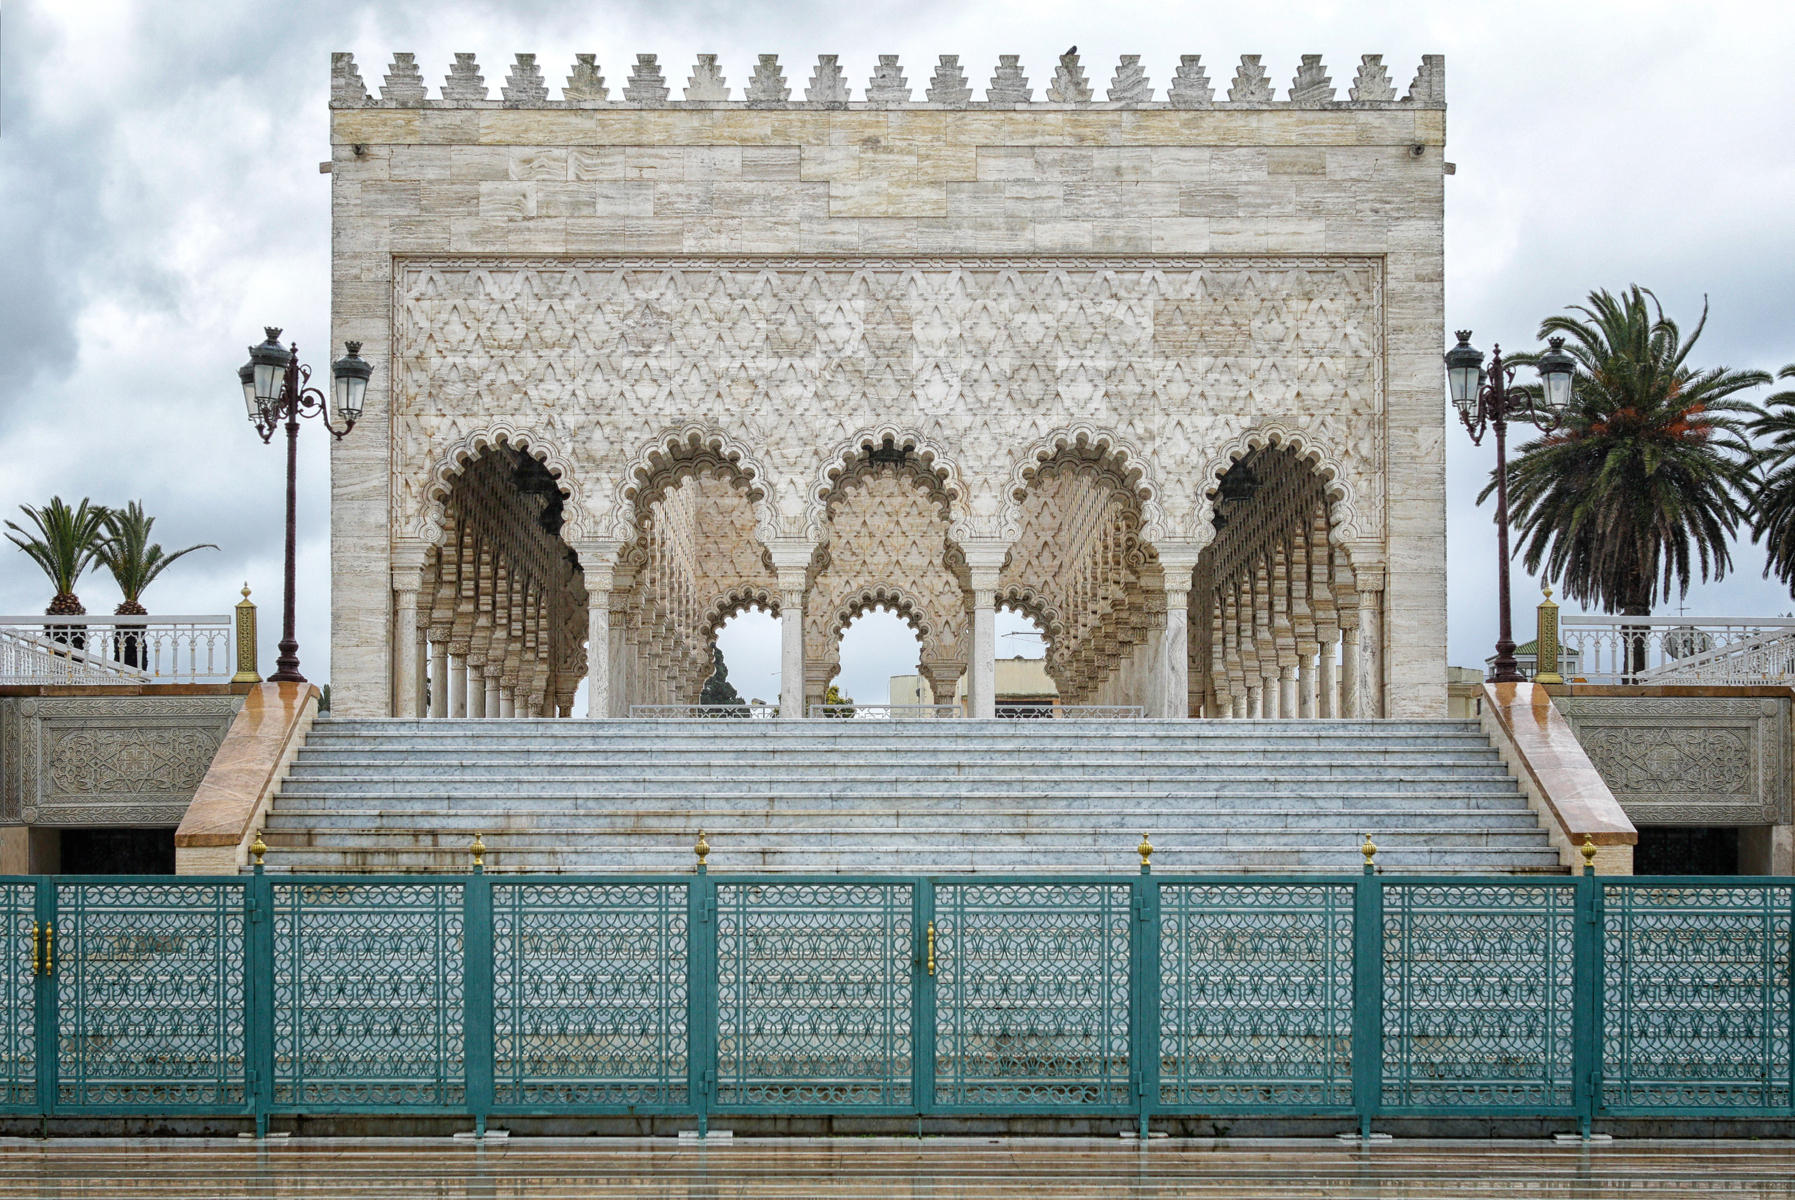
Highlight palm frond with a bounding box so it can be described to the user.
[95,501,218,607]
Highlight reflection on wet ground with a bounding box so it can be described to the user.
[1,1137,1792,1199]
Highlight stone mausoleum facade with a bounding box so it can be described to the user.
[324,48,1448,721]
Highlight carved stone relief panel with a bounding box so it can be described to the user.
[392,256,1384,552]
[0,695,242,827]
[1557,696,1791,826]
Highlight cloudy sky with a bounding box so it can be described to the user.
[3,0,1793,706]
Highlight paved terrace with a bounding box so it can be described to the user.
[0,1138,1791,1199]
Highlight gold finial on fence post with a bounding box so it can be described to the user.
[1534,585,1564,685]
[1361,833,1378,874]
[249,832,267,870]
[470,832,486,872]
[1581,833,1598,875]
[694,830,710,873]
[1137,833,1154,874]
[231,584,262,684]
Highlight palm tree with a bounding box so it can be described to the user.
[5,497,110,627]
[94,501,217,666]
[1482,288,1768,673]
[1747,367,1795,591]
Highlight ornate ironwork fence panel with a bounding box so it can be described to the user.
[933,881,1132,1109]
[713,881,913,1109]
[1601,882,1793,1113]
[1159,882,1355,1110]
[0,883,37,1109]
[53,880,245,1111]
[4,870,1795,1129]
[1381,882,1578,1112]
[490,880,688,1110]
[270,880,464,1109]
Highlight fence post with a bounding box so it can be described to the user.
[1572,836,1601,1137]
[1350,836,1383,1138]
[1534,587,1563,685]
[231,585,261,684]
[1131,836,1160,1138]
[463,835,493,1136]
[687,832,715,1136]
[246,836,274,1137]
[913,878,935,1122]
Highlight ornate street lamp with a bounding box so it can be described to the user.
[1447,330,1576,683]
[238,328,370,683]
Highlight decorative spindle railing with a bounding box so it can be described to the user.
[1558,617,1795,685]
[0,615,236,685]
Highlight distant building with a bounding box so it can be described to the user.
[890,657,1059,716]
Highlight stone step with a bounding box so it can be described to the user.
[263,717,1551,875]
[261,808,1545,831]
[262,826,1550,851]
[274,778,1522,802]
[289,752,1503,773]
[283,764,1514,782]
[258,847,1566,873]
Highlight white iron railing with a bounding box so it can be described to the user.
[1027,704,1146,718]
[0,615,235,685]
[807,703,965,719]
[628,703,782,718]
[1559,616,1795,685]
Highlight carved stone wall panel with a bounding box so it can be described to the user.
[1557,696,1791,826]
[392,256,1384,552]
[0,696,242,827]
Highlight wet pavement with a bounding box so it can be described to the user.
[0,1137,1791,1198]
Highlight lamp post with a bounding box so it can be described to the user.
[238,328,371,684]
[1446,330,1577,683]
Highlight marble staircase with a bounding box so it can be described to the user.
[255,718,1563,874]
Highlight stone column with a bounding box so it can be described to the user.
[450,653,468,718]
[919,659,966,715]
[1298,653,1316,718]
[393,576,420,719]
[1317,630,1337,719]
[1279,665,1298,719]
[961,545,1007,720]
[429,636,449,718]
[414,627,428,718]
[485,671,502,717]
[1157,549,1201,720]
[586,581,611,720]
[467,661,487,718]
[1339,622,1360,719]
[499,688,515,718]
[1356,571,1386,719]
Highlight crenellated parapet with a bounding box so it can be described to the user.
[329,50,1443,110]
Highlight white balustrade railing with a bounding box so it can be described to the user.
[807,703,965,719]
[1559,616,1795,685]
[0,615,235,685]
[628,703,782,719]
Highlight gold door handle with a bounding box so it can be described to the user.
[31,922,41,977]
[43,923,52,977]
[926,921,936,977]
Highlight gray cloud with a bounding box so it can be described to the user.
[3,1,1793,692]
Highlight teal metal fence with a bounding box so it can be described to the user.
[3,864,1790,1134]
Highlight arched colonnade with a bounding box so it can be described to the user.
[389,427,1386,720]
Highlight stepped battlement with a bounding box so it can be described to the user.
[330,50,1444,111]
